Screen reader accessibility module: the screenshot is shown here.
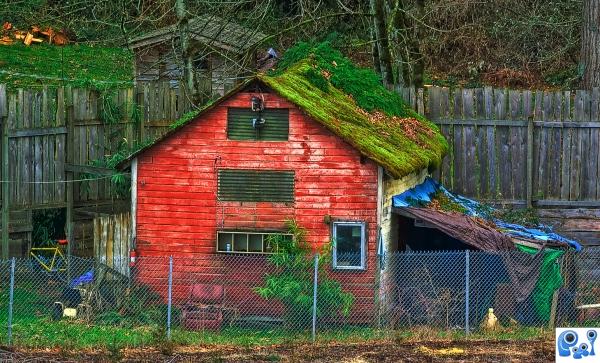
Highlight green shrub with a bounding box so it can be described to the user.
[255,220,353,329]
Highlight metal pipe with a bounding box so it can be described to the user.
[167,256,173,340]
[312,254,319,342]
[465,250,470,335]
[7,257,15,346]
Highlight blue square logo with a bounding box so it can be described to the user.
[556,328,598,362]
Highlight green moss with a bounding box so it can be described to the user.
[169,110,199,129]
[127,42,448,178]
[0,43,133,90]
[495,208,540,227]
[302,67,329,92]
[429,192,468,214]
[260,48,448,178]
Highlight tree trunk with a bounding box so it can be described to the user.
[581,0,600,89]
[391,0,425,88]
[370,0,394,86]
[176,0,197,100]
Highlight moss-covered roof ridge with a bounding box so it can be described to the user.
[258,41,448,178]
[118,42,448,176]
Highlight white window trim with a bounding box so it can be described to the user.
[332,221,366,270]
[216,230,292,254]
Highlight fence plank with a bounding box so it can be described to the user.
[475,88,487,198]
[484,87,496,197]
[509,90,524,199]
[462,89,477,197]
[570,91,585,200]
[495,89,512,199]
[452,89,464,194]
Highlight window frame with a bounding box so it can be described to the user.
[216,230,293,254]
[331,221,367,270]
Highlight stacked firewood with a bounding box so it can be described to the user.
[1,22,70,46]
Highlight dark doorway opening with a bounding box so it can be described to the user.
[32,208,66,247]
[396,214,474,251]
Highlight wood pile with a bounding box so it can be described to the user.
[1,22,70,46]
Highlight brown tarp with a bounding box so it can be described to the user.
[399,207,515,251]
[396,207,544,302]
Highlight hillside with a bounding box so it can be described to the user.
[0,44,134,89]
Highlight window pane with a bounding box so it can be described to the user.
[335,224,363,267]
[218,233,233,252]
[233,233,248,252]
[248,234,263,252]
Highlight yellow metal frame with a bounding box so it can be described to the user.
[30,246,66,272]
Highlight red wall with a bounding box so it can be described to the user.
[135,90,379,321]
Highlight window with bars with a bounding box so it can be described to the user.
[227,107,289,141]
[217,169,295,202]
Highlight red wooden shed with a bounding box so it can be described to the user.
[119,45,448,323]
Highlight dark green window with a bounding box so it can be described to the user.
[218,170,295,202]
[227,108,289,141]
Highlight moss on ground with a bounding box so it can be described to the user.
[0,43,133,89]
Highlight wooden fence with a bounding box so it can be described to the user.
[2,82,600,255]
[93,212,132,277]
[0,82,189,210]
[399,86,600,208]
[0,82,190,257]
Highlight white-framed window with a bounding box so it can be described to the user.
[332,221,366,270]
[217,231,292,254]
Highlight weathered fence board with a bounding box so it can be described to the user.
[397,86,600,207]
[1,82,189,211]
[94,212,131,276]
[2,81,600,247]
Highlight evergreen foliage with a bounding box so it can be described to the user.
[255,220,353,329]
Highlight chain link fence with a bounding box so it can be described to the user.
[0,247,598,348]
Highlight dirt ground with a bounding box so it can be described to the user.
[0,339,555,362]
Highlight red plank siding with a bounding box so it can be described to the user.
[135,91,379,322]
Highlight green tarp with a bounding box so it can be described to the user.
[517,244,564,321]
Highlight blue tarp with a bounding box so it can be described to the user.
[392,177,582,251]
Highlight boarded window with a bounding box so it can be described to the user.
[227,108,289,140]
[218,170,295,202]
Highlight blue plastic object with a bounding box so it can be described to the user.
[392,177,583,251]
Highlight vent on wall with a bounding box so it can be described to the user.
[217,169,295,202]
[227,108,289,141]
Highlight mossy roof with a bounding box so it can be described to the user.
[120,44,448,178]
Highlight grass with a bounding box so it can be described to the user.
[0,43,134,89]
[0,314,557,351]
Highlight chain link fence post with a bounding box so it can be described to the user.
[167,255,173,340]
[7,257,15,346]
[465,249,470,335]
[312,253,319,342]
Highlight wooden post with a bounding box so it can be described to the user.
[65,86,74,257]
[526,116,534,208]
[548,254,565,328]
[0,84,8,259]
[417,88,425,115]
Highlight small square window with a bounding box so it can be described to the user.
[332,222,366,270]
